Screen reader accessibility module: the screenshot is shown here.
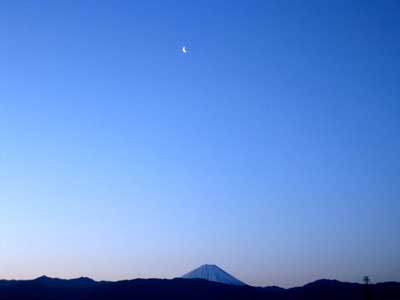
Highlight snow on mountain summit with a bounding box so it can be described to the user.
[182,264,246,286]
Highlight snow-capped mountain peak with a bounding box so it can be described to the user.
[182,264,246,286]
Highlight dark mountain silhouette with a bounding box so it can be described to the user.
[0,276,399,300]
[33,275,98,288]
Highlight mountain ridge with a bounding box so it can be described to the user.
[0,275,398,289]
[0,276,399,299]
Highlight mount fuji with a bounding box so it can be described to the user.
[182,264,246,286]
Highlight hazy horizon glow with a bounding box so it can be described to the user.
[1,0,399,288]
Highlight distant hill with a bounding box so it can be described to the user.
[0,276,399,300]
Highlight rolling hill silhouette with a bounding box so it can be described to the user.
[0,276,399,300]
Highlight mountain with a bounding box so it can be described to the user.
[33,275,98,288]
[182,264,246,286]
[0,276,399,300]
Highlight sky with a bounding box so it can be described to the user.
[0,0,399,288]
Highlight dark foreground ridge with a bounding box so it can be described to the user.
[0,276,399,300]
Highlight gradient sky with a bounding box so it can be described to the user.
[1,0,400,288]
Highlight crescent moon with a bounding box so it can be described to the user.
[182,47,187,53]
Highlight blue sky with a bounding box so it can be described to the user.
[1,0,399,287]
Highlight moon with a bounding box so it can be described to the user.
[182,46,187,54]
